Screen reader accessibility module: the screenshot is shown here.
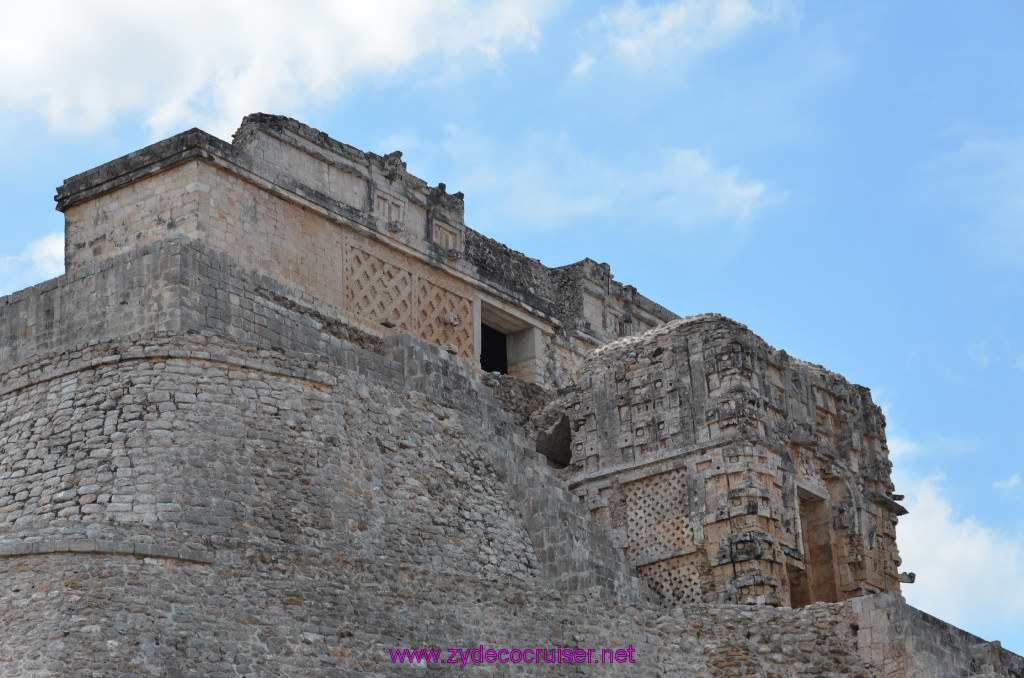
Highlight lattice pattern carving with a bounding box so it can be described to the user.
[345,248,415,330]
[417,280,472,358]
[639,553,706,603]
[624,468,695,561]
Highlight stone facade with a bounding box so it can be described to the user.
[566,315,905,609]
[0,115,1021,676]
[56,114,675,388]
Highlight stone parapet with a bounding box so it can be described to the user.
[851,594,1024,677]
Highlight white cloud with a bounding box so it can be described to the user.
[994,473,1020,490]
[886,428,975,460]
[887,435,921,459]
[895,469,1024,630]
[0,232,64,297]
[572,53,596,77]
[577,0,790,73]
[0,1,554,139]
[443,127,779,231]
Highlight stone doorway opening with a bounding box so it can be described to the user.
[788,485,838,607]
[474,297,543,383]
[480,322,508,374]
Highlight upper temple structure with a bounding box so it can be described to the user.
[0,114,1019,676]
[566,316,905,608]
[53,113,676,387]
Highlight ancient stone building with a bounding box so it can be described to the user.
[55,114,674,388]
[565,316,906,609]
[0,114,1020,676]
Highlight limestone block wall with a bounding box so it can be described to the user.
[0,333,603,676]
[0,237,188,369]
[64,159,476,361]
[2,231,1019,675]
[54,115,677,387]
[851,594,1024,677]
[3,335,1002,676]
[0,324,873,676]
[566,314,905,608]
[0,235,385,379]
[62,149,205,267]
[0,234,647,603]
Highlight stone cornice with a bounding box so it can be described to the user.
[55,128,235,212]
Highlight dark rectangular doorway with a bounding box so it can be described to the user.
[480,322,508,374]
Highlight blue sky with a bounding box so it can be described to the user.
[1,0,1023,653]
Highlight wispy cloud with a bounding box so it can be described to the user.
[0,1,554,139]
[994,473,1020,490]
[927,133,1024,263]
[575,0,791,74]
[0,232,64,297]
[571,53,597,77]
[994,472,1023,503]
[443,127,780,231]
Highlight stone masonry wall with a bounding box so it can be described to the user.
[65,157,476,361]
[0,238,187,369]
[0,233,647,598]
[850,595,1024,678]
[62,155,204,268]
[1,233,1018,675]
[1,327,871,677]
[4,329,996,676]
[567,315,905,608]
[54,115,678,387]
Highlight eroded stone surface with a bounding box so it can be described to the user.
[566,315,904,609]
